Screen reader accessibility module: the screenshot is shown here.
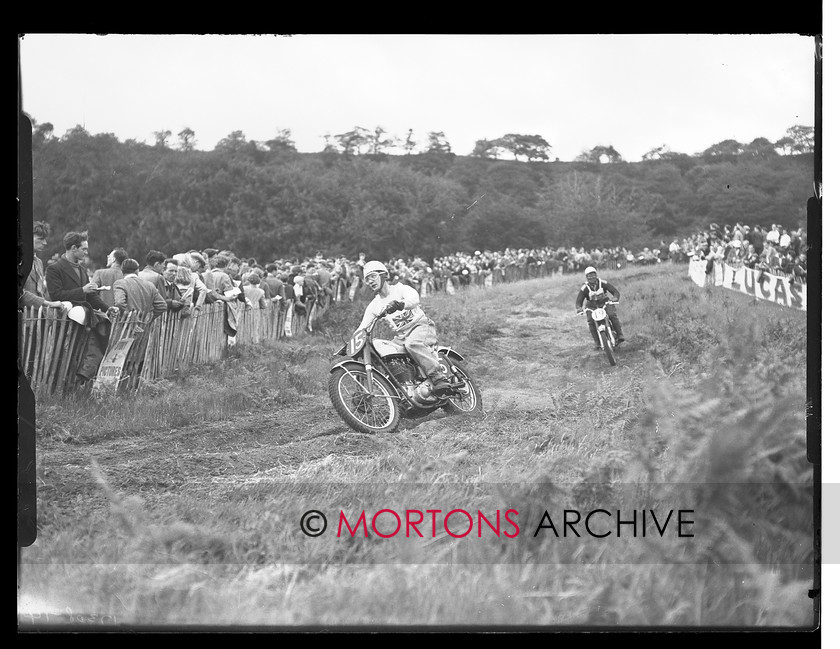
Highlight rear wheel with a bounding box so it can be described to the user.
[442,359,483,416]
[329,367,401,434]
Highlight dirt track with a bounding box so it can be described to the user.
[36,271,645,514]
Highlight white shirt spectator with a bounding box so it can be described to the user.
[779,231,791,249]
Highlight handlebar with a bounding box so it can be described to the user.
[577,300,619,315]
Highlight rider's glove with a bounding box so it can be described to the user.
[385,300,404,314]
[576,309,583,315]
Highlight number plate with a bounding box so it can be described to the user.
[347,329,367,356]
[592,307,607,320]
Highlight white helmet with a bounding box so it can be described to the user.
[363,260,388,277]
[584,266,598,276]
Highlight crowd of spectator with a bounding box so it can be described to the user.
[22,218,807,391]
[24,219,806,357]
[670,222,808,284]
[31,220,807,329]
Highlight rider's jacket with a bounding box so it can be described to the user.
[575,278,621,309]
[359,282,428,335]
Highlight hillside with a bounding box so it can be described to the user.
[19,264,813,629]
[28,126,814,261]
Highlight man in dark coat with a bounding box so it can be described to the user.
[45,231,112,385]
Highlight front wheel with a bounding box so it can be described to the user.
[601,329,616,366]
[329,367,401,434]
[442,359,484,416]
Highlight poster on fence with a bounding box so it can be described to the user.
[284,302,294,337]
[91,337,135,394]
[721,263,807,311]
[713,261,724,286]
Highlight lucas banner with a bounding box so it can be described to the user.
[688,260,806,312]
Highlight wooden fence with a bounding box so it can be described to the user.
[19,298,312,398]
[19,263,559,397]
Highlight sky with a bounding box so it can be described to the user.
[18,33,817,162]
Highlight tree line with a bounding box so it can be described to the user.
[27,119,814,264]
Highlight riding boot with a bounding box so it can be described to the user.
[588,322,601,348]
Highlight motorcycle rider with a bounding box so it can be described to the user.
[358,260,451,395]
[575,266,625,350]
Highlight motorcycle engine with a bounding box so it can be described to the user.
[383,357,418,385]
[383,358,438,406]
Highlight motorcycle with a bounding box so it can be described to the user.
[578,300,620,366]
[328,310,483,434]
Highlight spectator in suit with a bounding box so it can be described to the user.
[748,225,765,255]
[45,231,112,385]
[138,250,167,298]
[744,244,759,269]
[161,258,188,314]
[91,247,127,307]
[113,258,168,317]
[263,263,285,299]
[792,253,807,283]
[20,221,69,312]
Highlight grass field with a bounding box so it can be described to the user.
[18,263,814,630]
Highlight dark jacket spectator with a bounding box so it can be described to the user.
[45,231,111,383]
[46,232,109,312]
[138,250,167,298]
[264,263,285,299]
[161,258,187,313]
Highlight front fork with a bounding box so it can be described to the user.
[595,319,613,349]
[362,342,375,393]
[598,320,614,347]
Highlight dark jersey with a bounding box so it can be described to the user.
[575,278,620,309]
